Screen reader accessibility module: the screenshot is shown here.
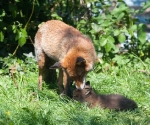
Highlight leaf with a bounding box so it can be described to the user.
[121,27,129,34]
[114,30,120,36]
[129,25,137,32]
[15,30,20,41]
[105,39,115,53]
[12,24,17,33]
[18,28,27,47]
[105,36,115,53]
[117,12,125,22]
[18,37,26,47]
[15,28,27,41]
[105,14,112,20]
[129,25,137,36]
[91,23,101,33]
[105,42,111,53]
[94,40,101,51]
[51,13,62,20]
[20,28,27,37]
[137,24,146,44]
[38,22,44,28]
[112,3,128,16]
[79,20,86,24]
[0,69,3,74]
[92,8,99,13]
[101,20,113,27]
[106,36,118,53]
[0,31,4,42]
[0,9,5,17]
[118,33,126,43]
[107,36,115,43]
[112,55,130,65]
[100,37,107,46]
[112,46,119,53]
[15,0,20,2]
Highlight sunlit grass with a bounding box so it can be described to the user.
[0,55,150,125]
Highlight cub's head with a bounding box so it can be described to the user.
[73,81,92,102]
[50,55,94,89]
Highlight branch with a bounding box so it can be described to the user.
[24,0,36,29]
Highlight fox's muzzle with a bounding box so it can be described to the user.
[75,77,86,89]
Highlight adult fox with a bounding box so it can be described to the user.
[34,20,97,96]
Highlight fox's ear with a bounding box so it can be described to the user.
[50,62,62,69]
[76,57,86,66]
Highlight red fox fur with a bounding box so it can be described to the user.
[73,81,138,111]
[34,20,97,96]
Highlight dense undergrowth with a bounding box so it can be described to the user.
[0,54,149,125]
[0,0,150,59]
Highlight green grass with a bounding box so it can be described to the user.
[0,55,150,125]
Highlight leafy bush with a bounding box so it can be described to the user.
[0,0,150,59]
[76,0,150,59]
[0,0,89,55]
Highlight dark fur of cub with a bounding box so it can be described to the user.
[73,81,138,111]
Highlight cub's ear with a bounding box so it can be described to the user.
[85,81,91,89]
[86,81,90,85]
[50,62,62,69]
[76,57,86,66]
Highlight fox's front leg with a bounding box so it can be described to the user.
[63,71,73,97]
[58,69,64,94]
[50,62,73,97]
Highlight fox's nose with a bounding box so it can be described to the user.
[75,82,85,90]
[75,76,86,89]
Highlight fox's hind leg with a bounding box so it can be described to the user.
[37,51,57,90]
[37,51,45,90]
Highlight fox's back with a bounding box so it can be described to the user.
[34,20,96,62]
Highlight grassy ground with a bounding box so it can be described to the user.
[0,55,150,125]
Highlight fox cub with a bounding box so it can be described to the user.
[73,81,138,111]
[34,20,97,96]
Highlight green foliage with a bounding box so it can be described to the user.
[0,0,88,45]
[76,0,150,59]
[0,0,150,59]
[0,53,37,75]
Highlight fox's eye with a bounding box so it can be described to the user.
[78,75,81,78]
[78,72,84,77]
